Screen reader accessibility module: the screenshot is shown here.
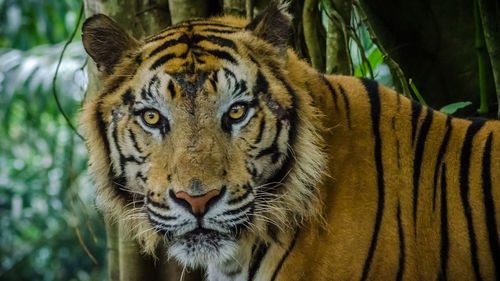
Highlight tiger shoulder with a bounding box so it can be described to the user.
[80,1,500,280]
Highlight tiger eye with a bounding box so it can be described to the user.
[228,104,247,120]
[142,109,160,125]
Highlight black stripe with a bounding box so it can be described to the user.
[128,128,142,154]
[150,53,178,70]
[273,75,298,152]
[228,184,253,205]
[338,85,352,128]
[111,123,125,173]
[254,117,266,144]
[201,28,237,34]
[136,171,147,183]
[192,34,237,50]
[439,163,449,281]
[411,101,423,145]
[459,120,484,281]
[359,78,385,281]
[121,88,134,105]
[412,108,433,226]
[222,201,253,216]
[203,49,238,64]
[270,230,300,281]
[148,199,169,210]
[149,34,190,57]
[256,120,282,159]
[320,74,338,109]
[396,201,405,281]
[167,80,176,99]
[96,101,110,155]
[481,133,500,279]
[253,71,269,96]
[146,206,176,221]
[111,175,134,201]
[433,117,452,210]
[257,69,298,192]
[247,242,269,281]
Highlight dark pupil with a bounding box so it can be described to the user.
[148,112,155,119]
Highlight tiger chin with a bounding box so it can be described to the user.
[81,1,500,281]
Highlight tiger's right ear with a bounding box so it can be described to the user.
[245,1,292,55]
[82,14,140,75]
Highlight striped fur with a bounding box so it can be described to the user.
[81,3,500,281]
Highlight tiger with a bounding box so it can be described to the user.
[80,1,500,280]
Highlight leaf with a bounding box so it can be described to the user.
[439,101,472,115]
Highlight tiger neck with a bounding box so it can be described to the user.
[206,228,299,281]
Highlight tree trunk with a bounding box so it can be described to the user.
[224,0,246,17]
[325,0,351,74]
[303,0,325,71]
[168,0,209,24]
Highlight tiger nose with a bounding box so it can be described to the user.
[172,189,222,216]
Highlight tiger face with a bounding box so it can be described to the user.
[82,3,324,269]
[106,66,294,266]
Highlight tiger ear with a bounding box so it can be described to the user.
[245,1,292,55]
[82,14,140,75]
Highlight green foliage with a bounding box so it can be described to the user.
[0,41,106,281]
[348,8,393,87]
[0,1,106,280]
[440,101,473,115]
[0,0,81,49]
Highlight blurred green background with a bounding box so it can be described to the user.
[0,0,106,280]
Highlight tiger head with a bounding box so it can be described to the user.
[81,1,325,268]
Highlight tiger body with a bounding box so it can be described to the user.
[81,2,500,281]
[280,74,500,281]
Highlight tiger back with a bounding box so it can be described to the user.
[80,2,500,280]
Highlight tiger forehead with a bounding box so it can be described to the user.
[142,19,245,74]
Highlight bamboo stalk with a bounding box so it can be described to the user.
[474,0,491,116]
[105,216,120,281]
[477,0,500,118]
[246,0,254,19]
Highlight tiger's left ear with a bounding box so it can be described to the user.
[245,1,292,55]
[82,14,141,76]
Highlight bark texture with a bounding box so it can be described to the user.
[303,0,325,71]
[325,0,351,74]
[224,0,247,17]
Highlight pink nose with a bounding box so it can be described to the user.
[174,189,221,216]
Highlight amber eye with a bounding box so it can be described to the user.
[142,109,160,125]
[228,103,248,121]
